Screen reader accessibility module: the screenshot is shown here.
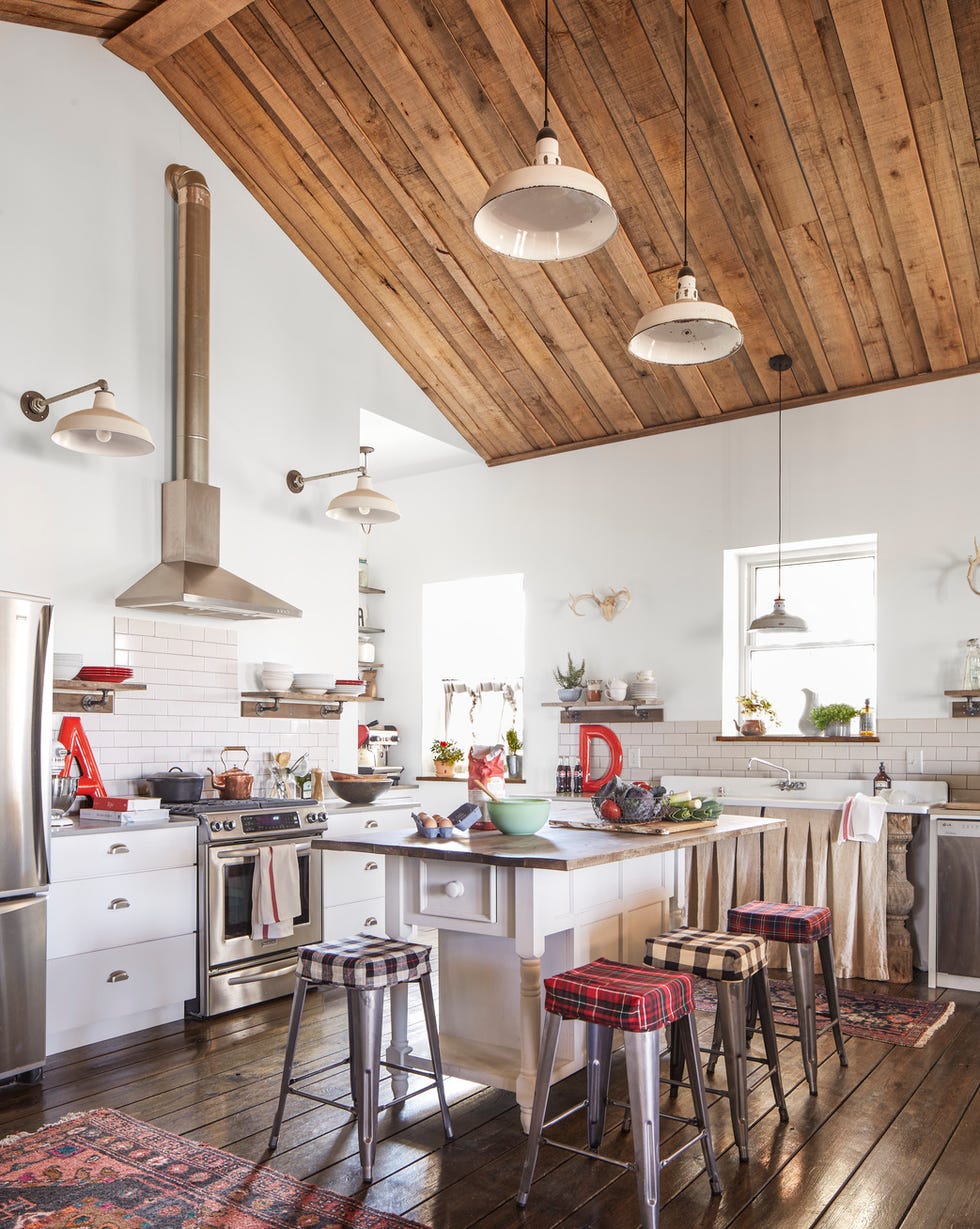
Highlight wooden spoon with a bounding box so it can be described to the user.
[472,779,499,802]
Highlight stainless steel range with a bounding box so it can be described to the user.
[172,797,328,1017]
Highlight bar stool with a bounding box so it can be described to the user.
[645,928,788,1162]
[728,901,847,1095]
[517,957,721,1229]
[268,933,453,1183]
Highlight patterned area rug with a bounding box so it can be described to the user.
[0,1108,429,1228]
[693,979,955,1047]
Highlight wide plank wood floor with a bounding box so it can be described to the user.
[1,965,976,1228]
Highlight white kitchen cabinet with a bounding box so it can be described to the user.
[321,805,411,938]
[47,824,197,1054]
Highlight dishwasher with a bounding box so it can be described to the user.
[928,812,980,991]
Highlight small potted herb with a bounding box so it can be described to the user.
[809,703,859,738]
[736,691,779,737]
[554,653,586,702]
[430,738,464,779]
[505,728,523,779]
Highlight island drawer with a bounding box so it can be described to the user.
[406,861,505,931]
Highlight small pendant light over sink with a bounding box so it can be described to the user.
[472,0,617,262]
[628,0,742,365]
[748,354,808,633]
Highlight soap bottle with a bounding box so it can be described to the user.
[873,762,891,796]
[859,698,875,738]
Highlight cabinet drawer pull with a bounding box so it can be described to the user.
[364,916,379,927]
[444,880,465,899]
[107,843,130,855]
[365,861,379,872]
[365,819,380,830]
[108,898,131,911]
[106,970,130,984]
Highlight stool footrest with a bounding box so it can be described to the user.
[540,1135,635,1171]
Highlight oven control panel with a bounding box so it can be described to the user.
[241,810,303,834]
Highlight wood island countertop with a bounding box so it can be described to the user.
[313,813,784,872]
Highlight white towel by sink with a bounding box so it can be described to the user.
[251,844,301,940]
[838,793,887,843]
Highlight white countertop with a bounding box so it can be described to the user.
[661,775,947,815]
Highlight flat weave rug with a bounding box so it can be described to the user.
[692,979,955,1048]
[0,1107,429,1229]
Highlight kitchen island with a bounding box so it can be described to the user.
[314,809,784,1127]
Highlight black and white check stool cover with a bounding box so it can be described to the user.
[297,933,431,989]
[646,927,768,982]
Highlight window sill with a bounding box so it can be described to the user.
[715,735,879,743]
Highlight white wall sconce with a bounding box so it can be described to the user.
[20,379,155,456]
[286,445,400,534]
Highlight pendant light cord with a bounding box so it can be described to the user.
[543,0,551,129]
[776,365,783,597]
[682,0,689,267]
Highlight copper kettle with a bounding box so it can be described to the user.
[209,746,253,800]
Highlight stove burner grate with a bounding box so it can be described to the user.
[169,797,305,816]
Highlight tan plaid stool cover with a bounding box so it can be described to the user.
[645,927,787,1161]
[728,901,847,1094]
[518,958,721,1229]
[269,933,452,1184]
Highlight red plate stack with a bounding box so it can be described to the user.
[76,666,134,684]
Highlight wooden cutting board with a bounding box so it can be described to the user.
[548,816,719,835]
[930,802,980,811]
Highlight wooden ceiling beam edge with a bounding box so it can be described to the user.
[105,0,253,71]
[487,360,980,467]
[0,2,150,37]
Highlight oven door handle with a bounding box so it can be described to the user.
[227,964,297,986]
[215,844,313,861]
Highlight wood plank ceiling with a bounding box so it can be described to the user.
[5,0,980,464]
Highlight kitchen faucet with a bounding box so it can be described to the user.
[747,757,807,790]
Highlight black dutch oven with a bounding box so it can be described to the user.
[145,766,206,804]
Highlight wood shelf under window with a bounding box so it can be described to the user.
[715,735,879,743]
[358,585,386,595]
[416,776,527,784]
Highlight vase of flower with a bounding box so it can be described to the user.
[431,738,464,778]
[735,691,779,738]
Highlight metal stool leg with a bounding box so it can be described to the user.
[417,972,454,1141]
[624,1028,661,1229]
[788,942,819,1094]
[352,986,385,1183]
[818,931,848,1067]
[677,1011,722,1195]
[586,1022,614,1148]
[668,1019,686,1096]
[716,980,750,1161]
[705,1005,723,1078]
[752,969,789,1122]
[517,1012,562,1209]
[269,975,308,1150]
[346,991,360,1110]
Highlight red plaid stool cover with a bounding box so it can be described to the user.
[645,928,768,982]
[728,901,832,944]
[297,932,431,988]
[727,900,846,1095]
[544,957,695,1032]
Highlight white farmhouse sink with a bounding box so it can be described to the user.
[661,775,947,814]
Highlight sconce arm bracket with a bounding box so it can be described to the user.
[21,379,109,423]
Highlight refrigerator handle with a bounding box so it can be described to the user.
[33,603,53,886]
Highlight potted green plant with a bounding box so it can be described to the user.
[554,653,586,702]
[430,738,464,779]
[736,691,779,736]
[809,703,859,737]
[505,728,523,779]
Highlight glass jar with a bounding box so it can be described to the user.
[963,639,980,690]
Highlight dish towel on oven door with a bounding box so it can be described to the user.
[251,845,302,940]
[838,793,887,843]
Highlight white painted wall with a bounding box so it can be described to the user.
[0,24,441,764]
[367,375,980,791]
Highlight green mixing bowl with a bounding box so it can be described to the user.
[485,797,551,835]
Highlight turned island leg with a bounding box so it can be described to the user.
[886,812,915,984]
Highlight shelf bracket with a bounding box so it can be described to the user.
[963,696,980,717]
[81,689,110,712]
[255,698,281,715]
[320,701,345,718]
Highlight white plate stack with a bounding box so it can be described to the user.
[293,672,337,695]
[629,675,660,704]
[261,662,293,692]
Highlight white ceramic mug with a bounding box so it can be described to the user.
[605,678,628,702]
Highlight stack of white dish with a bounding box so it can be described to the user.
[53,653,83,680]
[293,672,336,695]
[629,671,659,703]
[332,678,366,696]
[261,662,293,691]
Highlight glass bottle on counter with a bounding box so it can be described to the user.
[561,757,572,794]
[573,760,583,795]
[555,757,564,795]
[859,698,875,738]
[873,762,891,796]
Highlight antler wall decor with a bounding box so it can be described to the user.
[968,538,980,595]
[568,587,632,621]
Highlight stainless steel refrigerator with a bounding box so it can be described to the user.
[0,591,51,1083]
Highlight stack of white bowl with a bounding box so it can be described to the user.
[293,672,336,695]
[261,662,293,692]
[53,653,83,680]
[629,671,660,703]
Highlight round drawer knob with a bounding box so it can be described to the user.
[444,880,465,899]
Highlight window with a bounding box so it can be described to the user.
[725,536,876,733]
[421,574,525,761]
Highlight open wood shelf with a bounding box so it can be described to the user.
[943,689,980,716]
[542,700,663,725]
[715,735,879,743]
[358,585,386,595]
[417,776,526,784]
[53,678,147,714]
[240,690,380,719]
[358,625,385,635]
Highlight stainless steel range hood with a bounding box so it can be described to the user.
[117,166,300,620]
